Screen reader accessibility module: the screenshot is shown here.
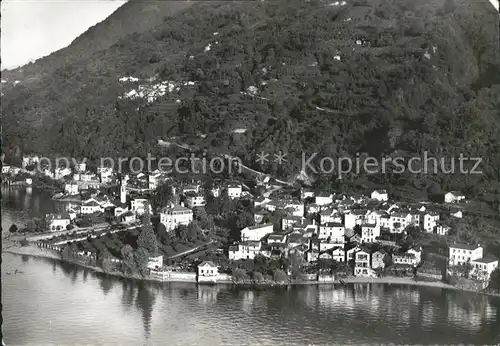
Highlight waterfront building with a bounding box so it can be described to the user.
[46,213,71,231]
[470,257,499,281]
[197,261,219,283]
[448,243,483,266]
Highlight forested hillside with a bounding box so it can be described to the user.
[1,0,499,196]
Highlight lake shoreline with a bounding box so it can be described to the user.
[3,245,500,297]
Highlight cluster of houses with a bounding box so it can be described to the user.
[14,154,497,282]
[226,188,498,280]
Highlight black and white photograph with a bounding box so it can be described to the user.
[1,0,500,345]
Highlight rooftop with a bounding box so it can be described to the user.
[199,261,217,267]
[247,223,273,230]
[449,242,481,251]
[472,257,498,264]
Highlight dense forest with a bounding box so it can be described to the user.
[1,0,499,197]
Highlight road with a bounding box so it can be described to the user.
[16,222,140,242]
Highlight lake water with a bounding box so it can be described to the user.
[2,187,500,345]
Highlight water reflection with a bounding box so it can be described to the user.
[198,285,220,306]
[134,282,156,339]
[99,275,114,295]
[2,252,500,345]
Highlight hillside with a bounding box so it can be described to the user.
[1,0,500,198]
[0,0,194,83]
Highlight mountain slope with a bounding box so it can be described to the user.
[0,0,194,82]
[1,0,499,196]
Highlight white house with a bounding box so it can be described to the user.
[315,192,334,206]
[184,193,206,208]
[46,213,71,231]
[121,211,136,223]
[22,155,40,169]
[25,178,33,185]
[420,212,440,233]
[365,210,383,226]
[444,191,465,204]
[241,223,274,241]
[318,222,345,244]
[2,165,11,174]
[301,188,315,200]
[450,209,463,219]
[393,253,419,267]
[54,167,72,180]
[80,201,102,214]
[354,249,376,277]
[64,183,79,196]
[435,223,451,236]
[210,186,221,198]
[197,261,219,283]
[130,198,152,215]
[76,162,86,172]
[227,183,242,199]
[470,257,499,281]
[448,243,483,267]
[360,223,380,243]
[282,215,304,231]
[160,205,193,231]
[267,233,287,244]
[371,189,388,201]
[390,212,412,233]
[319,208,341,225]
[147,255,163,270]
[343,213,357,230]
[284,200,305,217]
[330,247,345,262]
[97,167,114,183]
[254,196,271,208]
[228,241,263,260]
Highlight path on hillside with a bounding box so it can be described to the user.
[157,138,293,186]
[167,240,214,259]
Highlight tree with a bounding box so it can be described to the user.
[236,210,254,230]
[60,245,75,261]
[121,244,136,274]
[9,224,18,233]
[153,182,174,209]
[253,271,264,283]
[273,269,288,283]
[232,268,247,282]
[133,247,150,277]
[137,206,159,256]
[97,247,112,272]
[489,268,500,290]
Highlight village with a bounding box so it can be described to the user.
[2,154,500,291]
